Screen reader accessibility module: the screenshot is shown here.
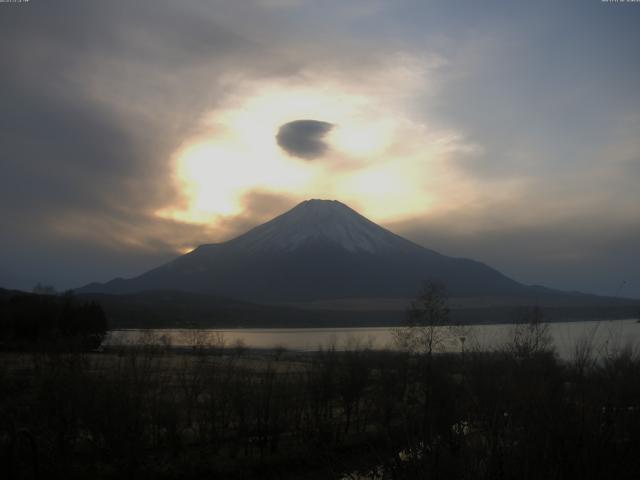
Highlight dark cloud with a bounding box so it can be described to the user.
[213,190,299,239]
[276,120,334,159]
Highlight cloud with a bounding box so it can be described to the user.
[0,0,270,288]
[276,120,334,159]
[0,0,400,289]
[1,0,639,298]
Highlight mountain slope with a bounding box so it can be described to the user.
[79,199,534,301]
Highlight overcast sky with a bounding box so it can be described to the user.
[1,0,639,298]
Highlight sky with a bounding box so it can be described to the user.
[1,0,639,298]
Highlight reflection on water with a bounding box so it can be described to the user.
[104,319,640,359]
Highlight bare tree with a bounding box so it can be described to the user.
[506,305,553,359]
[393,281,451,357]
[393,281,452,452]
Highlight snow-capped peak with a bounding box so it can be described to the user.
[226,199,417,254]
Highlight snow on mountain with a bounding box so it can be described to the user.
[225,199,418,254]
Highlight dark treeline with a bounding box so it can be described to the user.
[0,291,107,350]
[1,331,640,479]
[75,290,638,329]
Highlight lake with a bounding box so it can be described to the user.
[103,318,640,360]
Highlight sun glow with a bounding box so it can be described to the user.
[157,58,474,227]
[161,140,312,222]
[329,119,396,158]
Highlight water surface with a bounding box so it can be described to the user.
[104,319,640,359]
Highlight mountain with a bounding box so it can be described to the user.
[77,199,575,302]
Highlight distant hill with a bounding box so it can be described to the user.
[3,287,637,329]
[64,290,640,329]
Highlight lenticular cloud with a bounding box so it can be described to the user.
[276,119,334,160]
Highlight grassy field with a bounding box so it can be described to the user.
[2,324,640,479]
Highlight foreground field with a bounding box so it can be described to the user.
[2,333,640,479]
